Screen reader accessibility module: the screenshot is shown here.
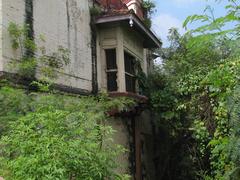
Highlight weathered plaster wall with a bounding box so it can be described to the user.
[136,110,157,179]
[123,27,143,61]
[122,25,146,76]
[107,118,131,175]
[1,0,93,92]
[34,0,92,91]
[0,0,2,72]
[1,0,25,72]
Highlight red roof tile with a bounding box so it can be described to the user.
[96,0,144,19]
[96,0,128,10]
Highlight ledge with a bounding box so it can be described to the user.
[108,91,148,103]
[107,91,148,117]
[0,71,91,95]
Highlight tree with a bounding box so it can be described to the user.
[146,0,240,179]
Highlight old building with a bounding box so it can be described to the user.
[0,0,161,179]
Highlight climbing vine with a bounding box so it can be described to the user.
[8,22,70,91]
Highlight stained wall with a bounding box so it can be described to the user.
[1,0,93,92]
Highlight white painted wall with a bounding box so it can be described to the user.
[0,0,2,72]
[122,26,144,63]
[0,0,149,92]
[34,0,92,91]
[1,0,25,72]
[1,0,93,91]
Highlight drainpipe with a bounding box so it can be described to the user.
[25,0,34,58]
[90,5,98,94]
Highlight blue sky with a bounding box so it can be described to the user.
[151,0,229,46]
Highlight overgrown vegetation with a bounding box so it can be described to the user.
[0,85,134,180]
[3,0,240,179]
[142,0,156,28]
[0,22,134,179]
[8,22,70,91]
[145,0,240,179]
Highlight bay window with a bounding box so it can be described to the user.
[124,51,136,93]
[105,49,118,91]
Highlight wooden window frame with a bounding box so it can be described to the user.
[124,51,136,93]
[105,48,118,92]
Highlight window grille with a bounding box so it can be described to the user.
[105,49,118,91]
[124,52,136,93]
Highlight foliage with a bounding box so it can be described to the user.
[142,0,156,28]
[183,0,240,37]
[0,87,31,137]
[0,20,136,180]
[142,0,156,16]
[0,85,134,179]
[8,22,70,89]
[90,5,102,17]
[145,1,240,179]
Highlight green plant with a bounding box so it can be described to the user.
[8,22,70,90]
[142,0,156,28]
[0,86,31,137]
[142,0,156,16]
[90,6,102,17]
[145,1,240,178]
[0,87,133,180]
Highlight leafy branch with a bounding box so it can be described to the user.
[8,22,70,91]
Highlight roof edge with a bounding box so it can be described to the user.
[95,13,162,48]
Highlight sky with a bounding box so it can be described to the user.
[151,0,229,47]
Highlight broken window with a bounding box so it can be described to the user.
[124,52,136,93]
[105,49,118,91]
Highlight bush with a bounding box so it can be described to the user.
[0,87,132,180]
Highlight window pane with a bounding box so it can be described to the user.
[106,49,117,70]
[125,74,136,93]
[107,72,117,91]
[124,52,135,74]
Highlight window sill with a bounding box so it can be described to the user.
[108,91,148,103]
[107,92,148,117]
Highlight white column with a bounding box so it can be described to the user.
[116,27,126,92]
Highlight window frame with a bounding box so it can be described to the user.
[124,51,137,93]
[105,48,118,92]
